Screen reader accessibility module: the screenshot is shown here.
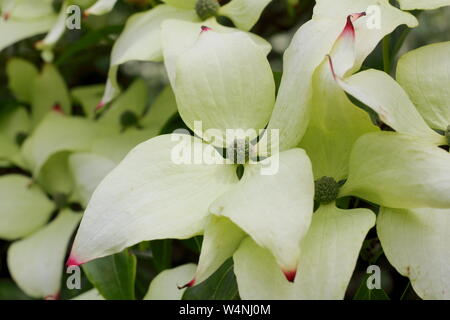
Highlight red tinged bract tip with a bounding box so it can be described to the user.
[283,269,297,283]
[340,12,366,39]
[177,278,196,290]
[44,292,60,300]
[66,255,82,267]
[200,25,212,33]
[95,101,105,111]
[52,103,63,114]
[2,12,10,21]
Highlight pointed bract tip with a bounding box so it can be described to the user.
[283,269,297,283]
[66,255,82,267]
[342,12,366,38]
[95,101,105,111]
[44,292,60,300]
[350,12,366,22]
[200,25,212,33]
[52,103,63,114]
[177,278,196,290]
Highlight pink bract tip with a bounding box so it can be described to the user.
[44,292,60,300]
[178,278,196,290]
[341,12,366,39]
[66,255,82,267]
[95,101,105,111]
[200,25,212,33]
[52,103,63,113]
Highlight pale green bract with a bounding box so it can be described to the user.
[396,42,450,131]
[0,175,55,241]
[340,42,450,299]
[377,207,450,300]
[0,59,178,300]
[99,0,272,105]
[341,43,450,209]
[174,30,275,147]
[144,264,197,300]
[7,210,81,299]
[266,0,417,152]
[233,204,375,299]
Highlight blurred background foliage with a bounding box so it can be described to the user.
[0,0,449,300]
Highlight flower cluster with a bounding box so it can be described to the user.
[1,0,450,300]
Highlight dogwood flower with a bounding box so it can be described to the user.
[336,41,450,299]
[98,0,272,106]
[0,0,101,61]
[0,61,174,299]
[68,0,431,299]
[231,1,416,300]
[68,25,316,289]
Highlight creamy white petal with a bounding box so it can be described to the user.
[0,174,54,241]
[378,207,450,300]
[233,204,375,299]
[219,0,272,31]
[194,215,245,285]
[337,69,443,144]
[69,134,237,265]
[144,263,197,300]
[267,0,417,151]
[210,149,314,277]
[396,42,450,131]
[174,29,275,147]
[7,210,81,299]
[341,132,450,209]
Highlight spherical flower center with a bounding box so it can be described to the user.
[120,110,139,129]
[196,0,220,21]
[314,176,340,204]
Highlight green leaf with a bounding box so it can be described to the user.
[82,250,137,300]
[181,236,203,254]
[353,275,390,300]
[182,259,239,300]
[0,279,33,300]
[55,25,123,66]
[151,240,173,272]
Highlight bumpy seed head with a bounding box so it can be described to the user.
[314,176,340,204]
[226,139,251,164]
[445,125,450,145]
[120,110,139,129]
[15,132,28,146]
[196,0,220,21]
